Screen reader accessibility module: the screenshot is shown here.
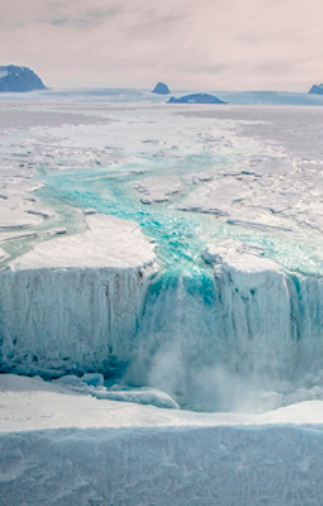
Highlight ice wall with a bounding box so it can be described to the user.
[0,214,157,375]
[2,374,323,505]
[3,424,323,506]
[129,240,323,411]
[2,218,323,411]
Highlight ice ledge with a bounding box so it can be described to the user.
[8,213,156,271]
[202,239,279,275]
[0,214,159,375]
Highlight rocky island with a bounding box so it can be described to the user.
[0,65,46,92]
[152,82,170,94]
[309,84,323,95]
[167,93,225,104]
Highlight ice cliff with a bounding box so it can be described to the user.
[0,214,157,376]
[128,240,323,411]
[2,218,323,411]
[1,218,323,410]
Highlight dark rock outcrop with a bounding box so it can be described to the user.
[167,93,225,104]
[152,82,170,95]
[309,84,323,95]
[0,65,46,92]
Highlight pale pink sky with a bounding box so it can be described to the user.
[0,0,322,91]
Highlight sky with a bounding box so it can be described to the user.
[0,0,322,91]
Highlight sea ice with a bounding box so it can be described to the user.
[177,177,251,215]
[135,175,183,204]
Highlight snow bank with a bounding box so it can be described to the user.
[0,214,158,375]
[2,424,323,506]
[54,373,179,409]
[1,375,323,506]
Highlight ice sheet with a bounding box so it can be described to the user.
[1,375,323,505]
[135,175,183,204]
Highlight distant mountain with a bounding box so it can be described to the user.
[167,93,226,104]
[0,65,46,92]
[309,84,323,95]
[152,82,170,95]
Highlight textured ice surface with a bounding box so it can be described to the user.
[3,423,323,506]
[1,375,323,506]
[178,177,252,215]
[135,175,183,204]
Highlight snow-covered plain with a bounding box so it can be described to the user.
[2,95,323,503]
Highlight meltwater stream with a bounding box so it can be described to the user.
[28,157,323,413]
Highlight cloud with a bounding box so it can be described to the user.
[37,3,122,29]
[0,0,322,91]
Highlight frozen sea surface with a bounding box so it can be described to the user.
[1,86,323,106]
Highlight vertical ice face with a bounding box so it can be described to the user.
[206,241,292,379]
[287,274,323,374]
[128,268,222,401]
[0,214,158,375]
[2,229,323,411]
[127,240,323,411]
